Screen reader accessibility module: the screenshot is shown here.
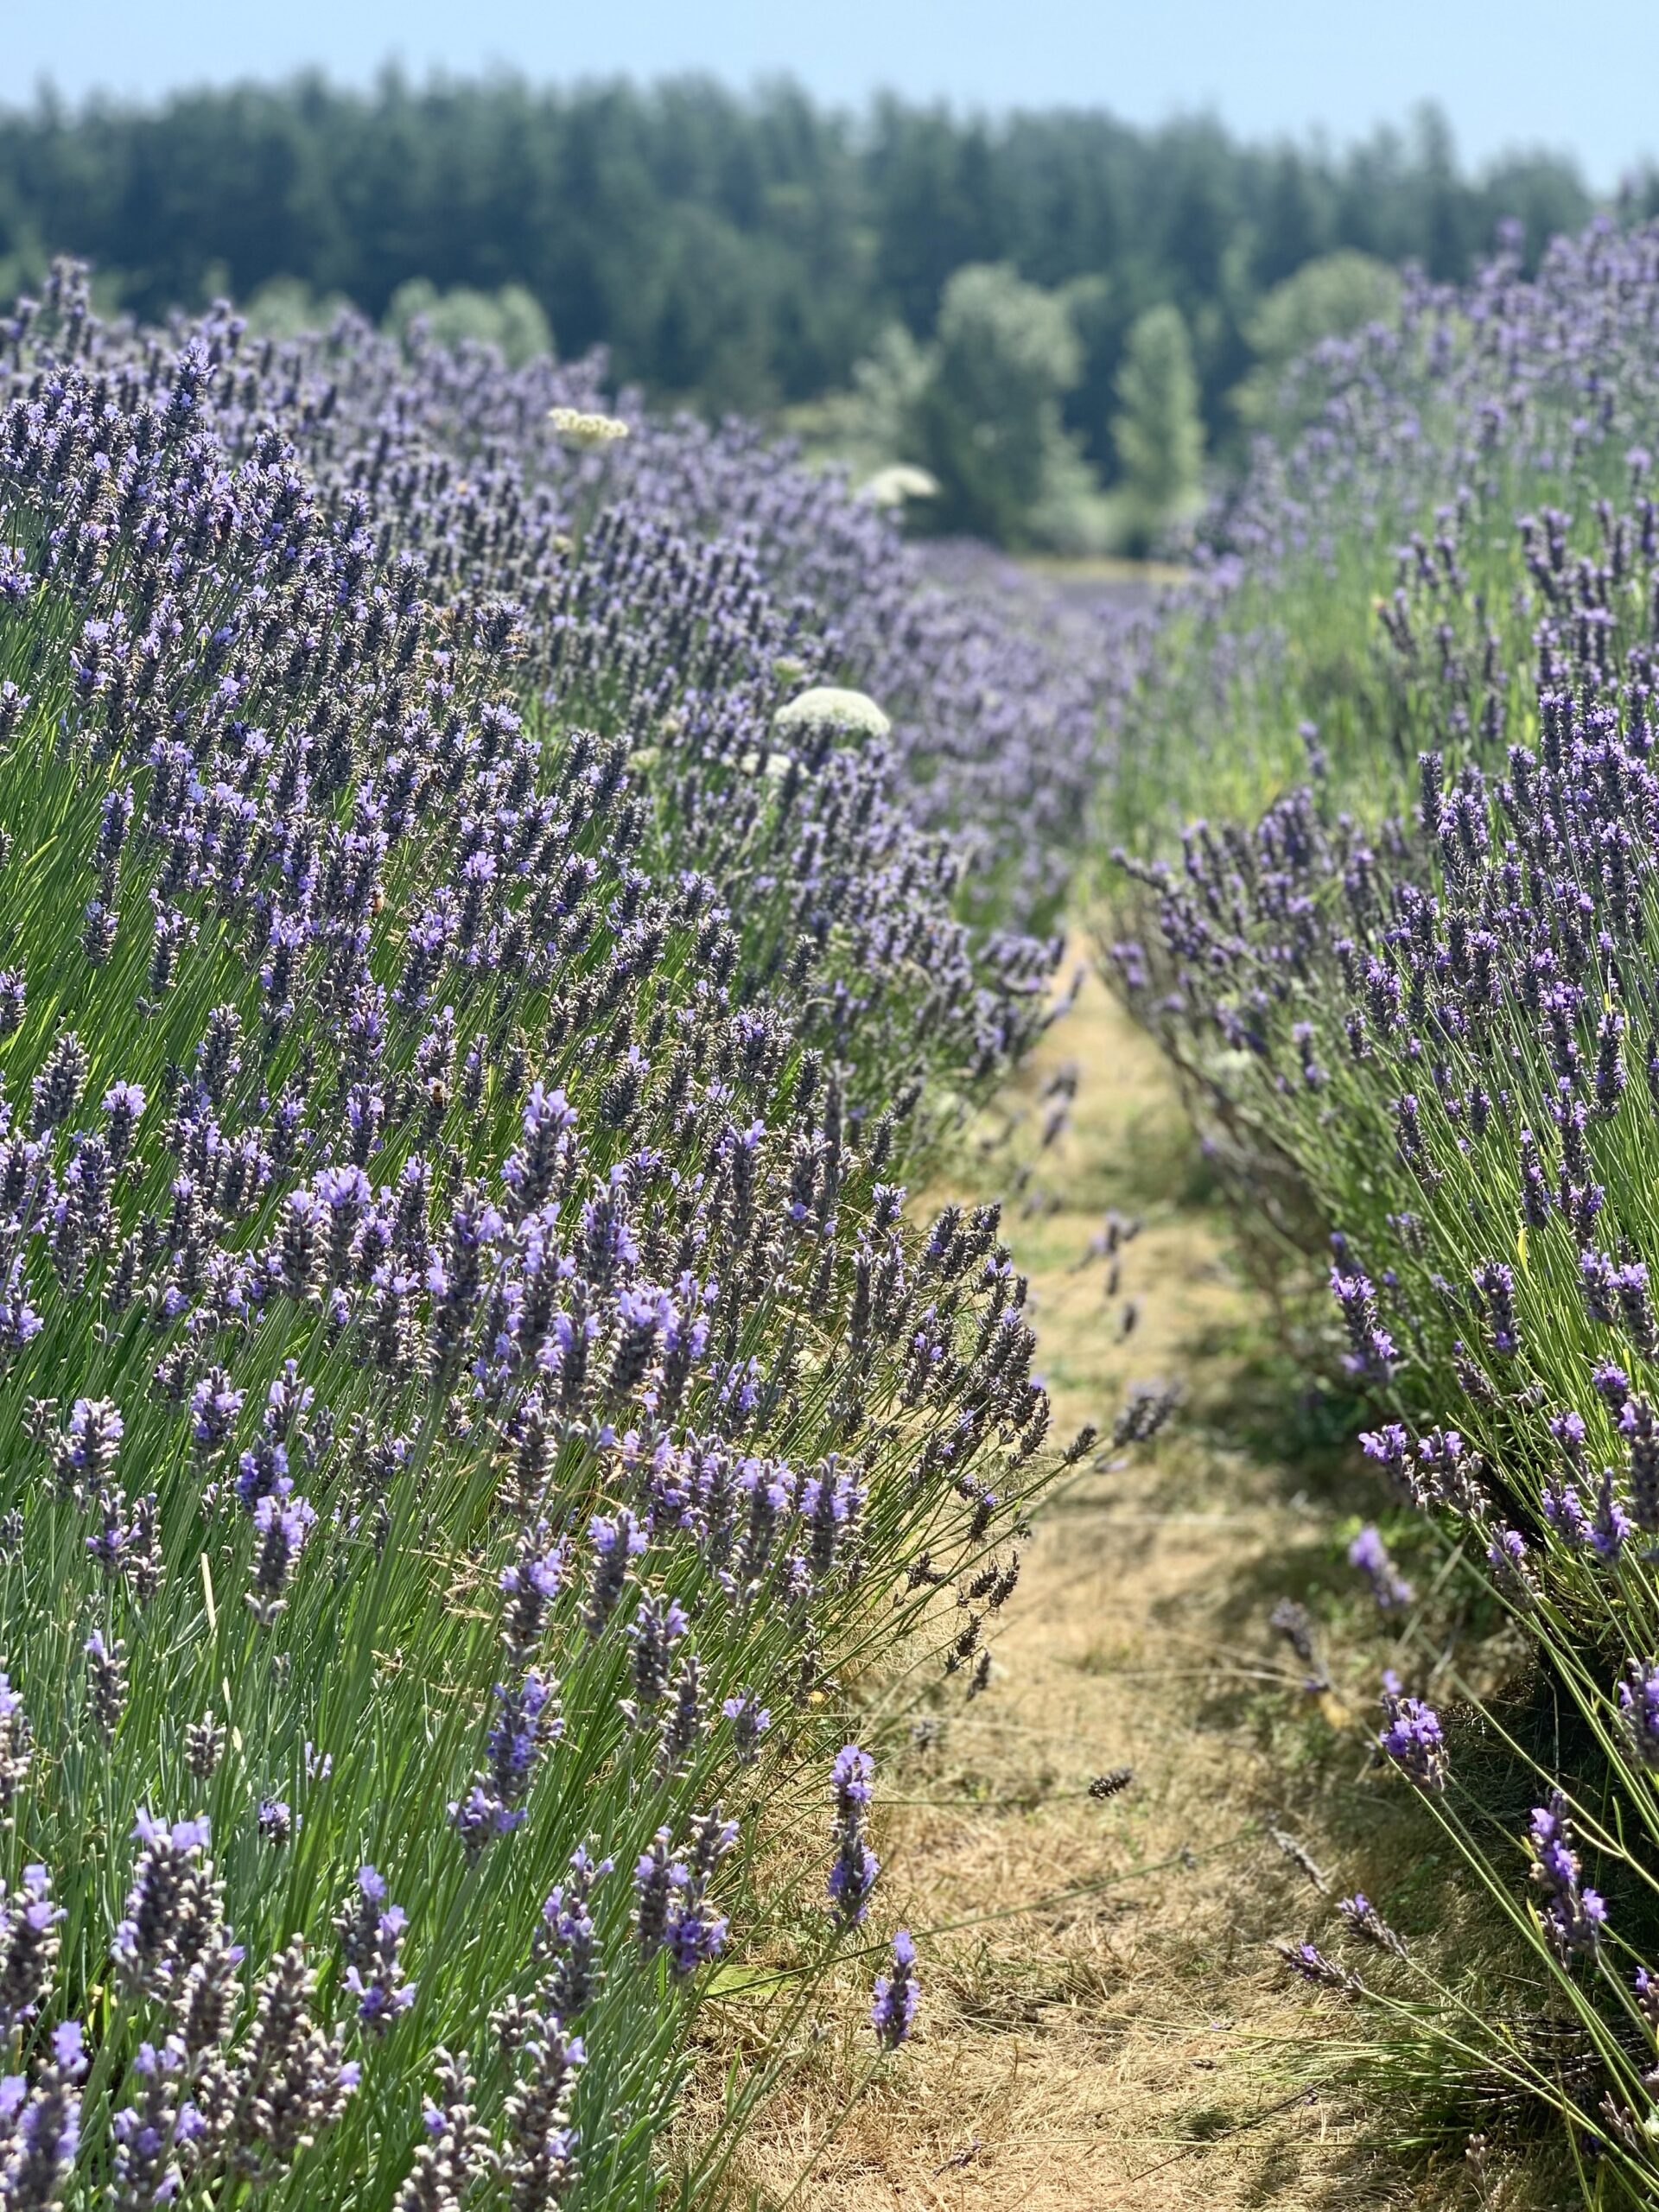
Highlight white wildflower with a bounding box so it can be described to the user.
[856,463,939,508]
[772,687,892,743]
[547,406,630,448]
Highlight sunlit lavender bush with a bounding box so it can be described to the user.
[0,262,1100,2208]
[1106,217,1659,2191]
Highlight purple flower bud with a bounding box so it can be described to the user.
[1377,1677,1446,1790]
[1347,1525,1413,1613]
[871,1929,919,2048]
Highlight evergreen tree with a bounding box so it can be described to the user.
[1111,304,1205,549]
[912,263,1089,545]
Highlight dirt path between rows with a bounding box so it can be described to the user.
[729,961,1423,2212]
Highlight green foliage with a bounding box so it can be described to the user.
[910,263,1092,545]
[384,277,555,365]
[785,323,932,484]
[796,270,1107,550]
[241,274,353,338]
[1232,251,1402,430]
[1109,304,1206,551]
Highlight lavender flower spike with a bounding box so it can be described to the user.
[1618,1661,1659,1769]
[1348,1525,1413,1613]
[0,1865,61,2036]
[1527,1793,1605,1962]
[1376,1675,1446,1790]
[827,1745,880,1926]
[871,1929,919,2049]
[4,2019,84,2209]
[337,1865,416,2037]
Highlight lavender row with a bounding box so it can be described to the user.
[0,263,1082,2208]
[1108,216,1659,849]
[1106,216,1659,2186]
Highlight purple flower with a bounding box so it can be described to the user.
[499,2020,583,2207]
[1329,1267,1396,1379]
[1337,1892,1406,1955]
[1347,1525,1413,1613]
[632,1830,682,1961]
[499,1538,570,1664]
[582,1510,645,1637]
[401,2051,490,2208]
[63,1396,123,1485]
[258,1798,294,1847]
[0,1866,61,2035]
[664,1812,737,1979]
[485,1670,562,1815]
[827,1745,880,1925]
[721,1689,771,1764]
[1486,1526,1531,1596]
[624,1592,689,1715]
[83,1630,127,1746]
[451,1671,563,1855]
[1581,1250,1620,1329]
[871,1929,919,2048]
[0,1259,41,1357]
[111,1814,217,1998]
[111,2036,188,2209]
[1527,1793,1605,1961]
[0,1679,33,1815]
[1618,1661,1659,1768]
[536,1847,612,2023]
[188,1367,245,1456]
[1591,1466,1634,1560]
[100,1081,146,1167]
[1274,1940,1356,1993]
[1471,1261,1519,1358]
[246,1492,316,1624]
[5,2022,83,2208]
[1377,1676,1446,1790]
[338,1865,416,2037]
[634,1813,735,1977]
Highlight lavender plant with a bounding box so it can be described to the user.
[1105,214,1659,2189]
[0,261,1089,2208]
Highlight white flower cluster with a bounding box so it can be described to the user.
[547,406,631,448]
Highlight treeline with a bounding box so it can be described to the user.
[0,77,1618,448]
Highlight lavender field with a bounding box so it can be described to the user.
[7,207,1659,2212]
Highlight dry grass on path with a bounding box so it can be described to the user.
[709,963,1459,2212]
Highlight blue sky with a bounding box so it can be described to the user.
[3,0,1651,189]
